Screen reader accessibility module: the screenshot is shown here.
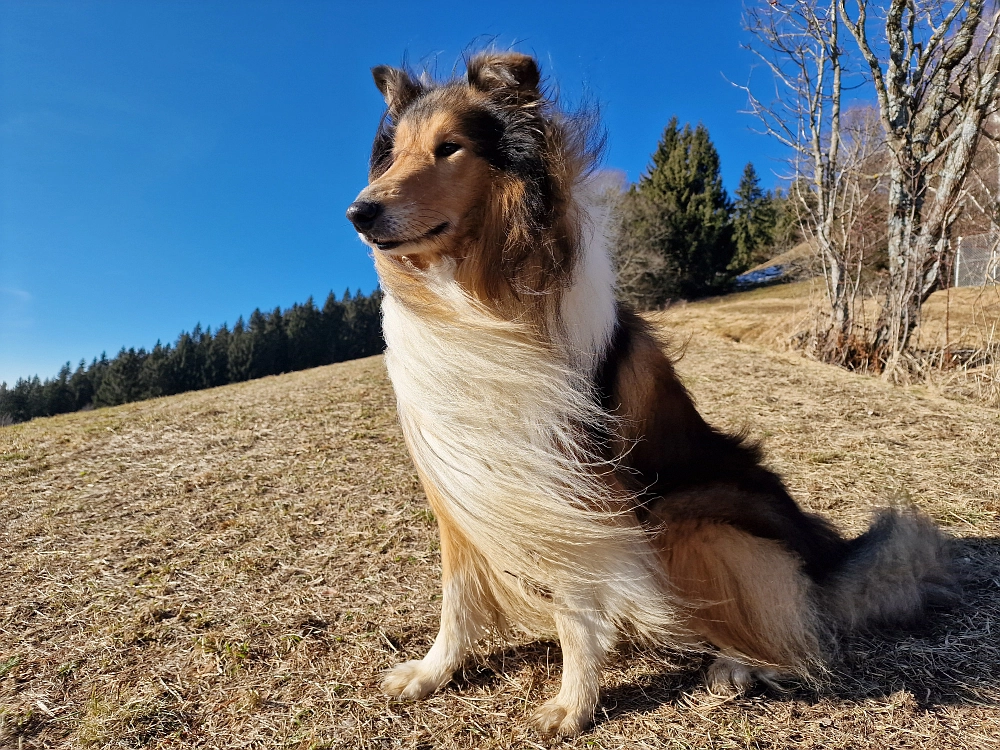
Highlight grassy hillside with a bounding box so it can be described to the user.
[663,281,1000,407]
[661,279,1000,351]
[2,303,999,749]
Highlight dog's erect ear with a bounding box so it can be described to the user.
[372,65,423,117]
[467,53,541,97]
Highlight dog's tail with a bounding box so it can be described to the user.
[821,507,959,631]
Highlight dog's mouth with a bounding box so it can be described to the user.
[372,222,449,251]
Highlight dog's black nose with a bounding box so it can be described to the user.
[346,200,383,231]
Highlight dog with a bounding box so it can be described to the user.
[346,51,958,738]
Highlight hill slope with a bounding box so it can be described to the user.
[2,312,999,749]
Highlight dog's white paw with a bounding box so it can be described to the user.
[529,698,591,739]
[705,656,781,695]
[381,659,448,700]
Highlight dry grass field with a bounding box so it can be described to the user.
[3,292,999,749]
[664,281,1000,408]
[917,285,1000,351]
[662,279,1000,353]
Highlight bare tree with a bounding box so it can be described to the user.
[962,113,1000,233]
[588,170,676,310]
[742,1,886,361]
[837,0,1000,369]
[833,105,891,349]
[612,187,676,309]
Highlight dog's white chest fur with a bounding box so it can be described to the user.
[376,189,674,638]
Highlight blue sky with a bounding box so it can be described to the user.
[1,0,787,386]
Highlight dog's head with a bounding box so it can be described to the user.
[347,53,556,265]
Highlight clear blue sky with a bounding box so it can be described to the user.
[1,0,786,386]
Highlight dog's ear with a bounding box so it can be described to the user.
[467,53,541,97]
[372,65,423,117]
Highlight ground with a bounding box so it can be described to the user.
[2,287,999,749]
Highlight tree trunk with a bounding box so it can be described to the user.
[873,162,924,364]
[818,236,853,360]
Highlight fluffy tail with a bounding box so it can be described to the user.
[822,507,960,631]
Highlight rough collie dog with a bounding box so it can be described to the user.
[346,52,957,738]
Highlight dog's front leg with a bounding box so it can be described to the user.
[381,518,494,700]
[530,606,614,738]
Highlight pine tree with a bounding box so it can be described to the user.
[259,308,289,377]
[322,292,346,363]
[0,383,10,425]
[205,325,230,387]
[350,290,384,359]
[627,117,735,301]
[141,342,171,398]
[0,377,35,423]
[285,298,325,371]
[228,317,254,383]
[342,291,385,360]
[94,348,146,407]
[43,363,75,416]
[69,359,94,411]
[729,162,776,274]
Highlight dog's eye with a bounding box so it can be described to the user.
[434,141,461,159]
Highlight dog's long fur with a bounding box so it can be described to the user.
[347,52,958,738]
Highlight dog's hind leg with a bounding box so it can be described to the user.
[382,513,497,700]
[656,520,824,693]
[530,606,614,739]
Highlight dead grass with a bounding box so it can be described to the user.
[667,280,1000,351]
[663,281,1000,408]
[2,310,999,748]
[916,286,1000,351]
[653,280,816,345]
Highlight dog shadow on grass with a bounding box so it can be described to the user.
[440,536,1000,727]
[596,536,1000,724]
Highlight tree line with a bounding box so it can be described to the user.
[0,289,383,425]
[613,117,796,308]
[2,118,790,426]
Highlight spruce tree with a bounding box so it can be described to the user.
[88,354,110,404]
[322,292,346,363]
[141,343,170,398]
[94,348,145,407]
[171,331,204,394]
[70,359,93,411]
[228,317,254,383]
[263,307,289,376]
[0,383,10,425]
[206,325,230,387]
[629,117,735,301]
[5,377,40,422]
[729,162,776,274]
[247,309,271,378]
[286,298,325,371]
